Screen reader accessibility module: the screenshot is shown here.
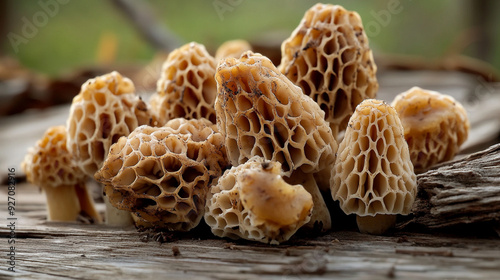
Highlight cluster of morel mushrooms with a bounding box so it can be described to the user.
[22,4,469,244]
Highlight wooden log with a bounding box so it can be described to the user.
[407,143,500,228]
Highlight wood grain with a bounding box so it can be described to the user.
[407,143,500,228]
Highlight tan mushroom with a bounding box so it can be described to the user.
[391,87,469,173]
[95,118,228,231]
[66,71,151,225]
[215,51,337,176]
[21,126,102,223]
[205,157,312,244]
[331,99,417,234]
[66,71,151,177]
[215,39,252,62]
[150,42,218,126]
[279,3,378,139]
[215,51,337,231]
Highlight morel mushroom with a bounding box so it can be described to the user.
[331,99,417,234]
[215,51,337,176]
[150,42,218,125]
[391,87,469,173]
[21,126,101,223]
[215,51,337,231]
[279,3,378,139]
[215,39,252,62]
[66,71,151,177]
[205,157,312,244]
[95,118,228,231]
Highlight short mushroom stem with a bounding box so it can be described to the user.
[43,185,81,221]
[286,171,332,232]
[356,214,397,235]
[74,183,102,224]
[104,196,134,226]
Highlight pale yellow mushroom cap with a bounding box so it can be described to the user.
[391,87,469,173]
[215,51,337,177]
[205,157,312,244]
[215,39,252,62]
[95,118,228,231]
[279,3,378,138]
[151,42,218,126]
[22,125,85,188]
[66,71,151,177]
[331,99,417,217]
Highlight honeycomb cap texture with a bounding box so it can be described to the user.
[215,51,337,177]
[279,3,378,138]
[94,118,228,231]
[22,125,86,188]
[151,42,218,125]
[331,99,416,216]
[391,87,469,173]
[215,39,252,62]
[66,71,151,177]
[205,156,312,244]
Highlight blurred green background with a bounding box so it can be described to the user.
[1,0,499,76]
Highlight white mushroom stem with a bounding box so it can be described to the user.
[356,214,397,235]
[104,196,134,226]
[74,183,102,223]
[43,185,81,221]
[286,171,332,232]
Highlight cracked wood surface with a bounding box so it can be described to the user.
[408,143,500,228]
[1,182,500,279]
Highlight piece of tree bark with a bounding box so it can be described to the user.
[406,143,500,228]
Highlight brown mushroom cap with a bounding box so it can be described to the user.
[215,39,252,62]
[95,118,228,231]
[279,3,378,138]
[66,71,151,177]
[205,156,312,244]
[21,125,101,222]
[150,42,218,125]
[331,99,416,232]
[215,51,337,177]
[391,87,469,173]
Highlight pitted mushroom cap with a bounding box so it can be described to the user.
[331,99,417,216]
[66,71,151,177]
[22,125,85,188]
[215,39,252,62]
[151,42,218,125]
[391,87,469,173]
[279,3,378,138]
[215,51,337,177]
[205,156,312,244]
[95,118,227,231]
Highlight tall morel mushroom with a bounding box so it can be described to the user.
[95,118,228,231]
[22,126,102,223]
[391,87,469,173]
[215,51,337,176]
[331,99,417,234]
[66,71,151,177]
[150,42,218,125]
[279,3,378,139]
[205,157,313,244]
[215,51,337,231]
[66,71,152,225]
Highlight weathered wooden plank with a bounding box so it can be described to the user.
[2,184,500,279]
[408,143,500,228]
